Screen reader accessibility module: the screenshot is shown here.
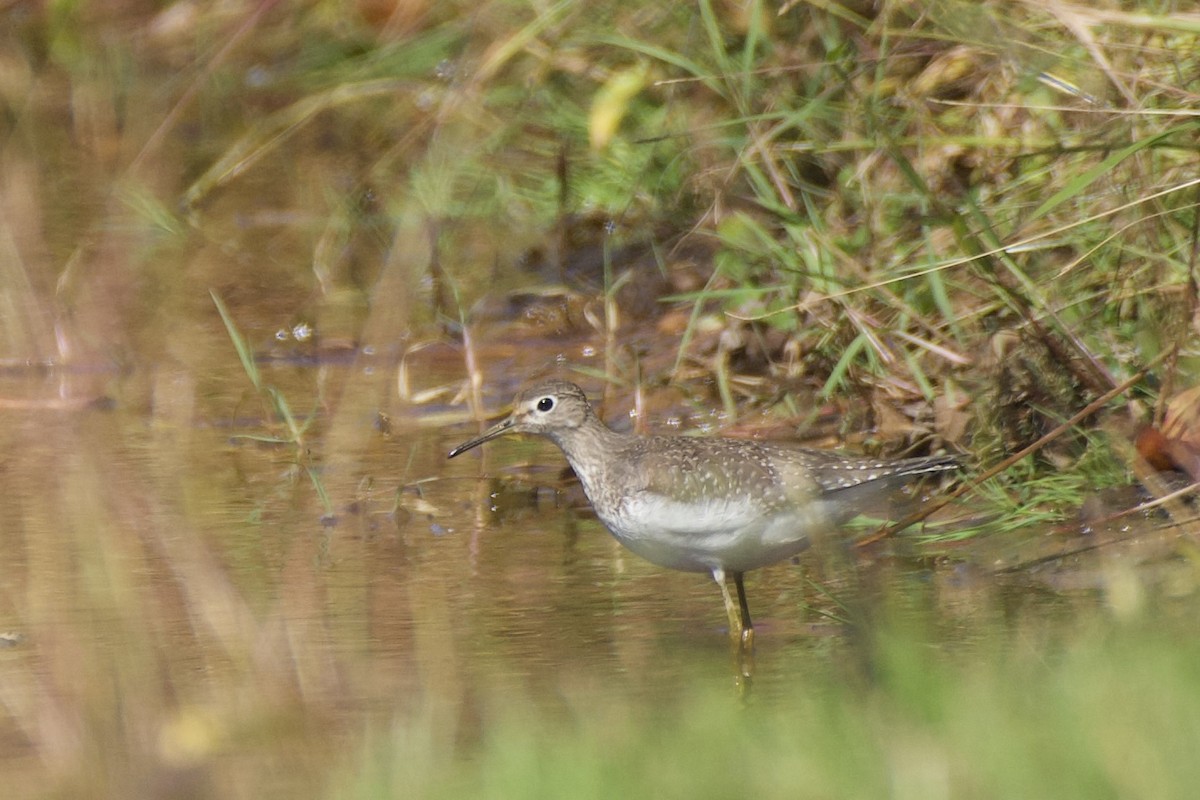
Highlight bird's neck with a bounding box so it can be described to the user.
[545,417,628,486]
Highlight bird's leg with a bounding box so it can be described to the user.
[733,571,754,650]
[712,568,753,649]
[712,567,741,643]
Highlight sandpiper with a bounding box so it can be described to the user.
[449,380,959,646]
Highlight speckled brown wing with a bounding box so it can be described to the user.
[622,436,791,533]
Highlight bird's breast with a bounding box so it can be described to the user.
[583,492,828,573]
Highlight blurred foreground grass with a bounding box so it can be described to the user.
[341,610,1200,800]
[3,1,1200,798]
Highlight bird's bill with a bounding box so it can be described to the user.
[447,417,516,458]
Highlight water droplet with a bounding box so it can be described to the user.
[245,65,271,88]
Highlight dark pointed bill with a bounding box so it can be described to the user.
[447,417,515,458]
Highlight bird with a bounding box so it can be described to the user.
[448,379,960,647]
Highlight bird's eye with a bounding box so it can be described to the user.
[536,397,554,412]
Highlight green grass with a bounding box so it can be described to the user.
[337,610,1200,800]
[30,1,1200,473]
[5,1,1200,796]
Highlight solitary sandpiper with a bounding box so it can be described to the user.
[448,380,960,646]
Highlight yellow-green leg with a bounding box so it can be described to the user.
[712,568,754,649]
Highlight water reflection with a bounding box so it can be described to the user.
[0,358,1194,794]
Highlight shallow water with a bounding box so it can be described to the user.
[1,8,1196,792]
[2,334,1198,796]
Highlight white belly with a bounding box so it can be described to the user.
[594,493,835,574]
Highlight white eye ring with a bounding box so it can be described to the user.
[536,396,555,413]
